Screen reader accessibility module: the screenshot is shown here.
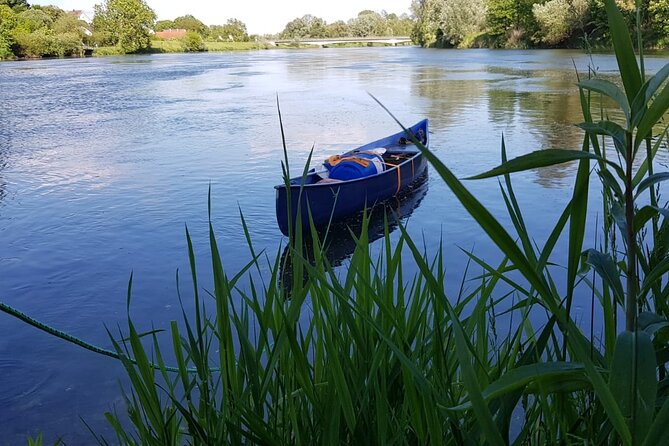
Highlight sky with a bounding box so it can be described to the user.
[32,0,413,35]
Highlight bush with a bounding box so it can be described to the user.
[0,32,13,58]
[181,30,204,52]
[14,28,82,57]
[90,30,114,47]
[533,0,588,45]
[54,31,83,56]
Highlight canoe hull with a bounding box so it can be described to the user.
[275,120,429,236]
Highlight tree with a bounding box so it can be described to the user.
[32,5,64,22]
[411,0,442,45]
[173,14,206,34]
[93,0,155,53]
[181,30,203,51]
[349,11,388,36]
[53,13,89,37]
[325,20,349,37]
[154,19,174,32]
[0,4,17,58]
[438,0,487,46]
[210,18,248,41]
[18,8,52,32]
[649,0,669,45]
[486,0,540,47]
[0,0,29,12]
[280,14,327,39]
[533,0,587,45]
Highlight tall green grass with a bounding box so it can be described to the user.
[3,0,669,443]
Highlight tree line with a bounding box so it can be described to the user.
[0,0,90,58]
[5,0,667,59]
[0,0,415,59]
[279,11,414,39]
[411,0,669,48]
[0,0,253,58]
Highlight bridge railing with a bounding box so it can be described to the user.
[272,36,412,45]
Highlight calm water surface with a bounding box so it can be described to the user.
[1,47,668,442]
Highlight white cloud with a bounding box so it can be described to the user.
[31,0,411,34]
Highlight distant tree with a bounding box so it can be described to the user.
[280,14,326,38]
[325,20,349,37]
[0,4,17,58]
[411,0,442,45]
[181,30,204,51]
[0,0,29,12]
[154,19,174,31]
[649,0,669,45]
[173,14,206,34]
[32,5,64,22]
[533,0,587,45]
[387,12,415,36]
[438,0,487,46]
[18,8,52,32]
[53,13,88,36]
[93,0,155,53]
[212,18,248,41]
[486,0,540,47]
[349,11,388,36]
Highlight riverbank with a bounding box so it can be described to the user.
[94,40,415,56]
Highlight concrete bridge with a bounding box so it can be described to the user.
[270,36,413,47]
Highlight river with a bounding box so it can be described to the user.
[1,47,668,442]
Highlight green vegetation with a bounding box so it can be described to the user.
[93,0,155,53]
[0,3,90,59]
[279,10,414,39]
[412,0,669,48]
[180,30,204,52]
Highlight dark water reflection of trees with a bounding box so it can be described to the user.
[412,64,589,188]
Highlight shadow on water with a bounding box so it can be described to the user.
[279,172,428,293]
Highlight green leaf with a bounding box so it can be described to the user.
[467,149,624,180]
[584,249,625,305]
[609,331,657,444]
[599,168,624,201]
[639,256,669,301]
[578,121,628,158]
[633,125,669,187]
[604,0,642,104]
[636,83,669,148]
[578,79,630,123]
[449,362,587,411]
[611,201,627,235]
[631,63,669,125]
[630,64,669,124]
[643,394,669,445]
[637,311,669,336]
[635,172,669,198]
[634,206,659,233]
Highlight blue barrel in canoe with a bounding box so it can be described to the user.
[325,152,384,180]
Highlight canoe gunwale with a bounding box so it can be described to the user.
[273,151,423,191]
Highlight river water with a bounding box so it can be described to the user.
[1,47,668,442]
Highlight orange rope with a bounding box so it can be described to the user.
[384,162,401,195]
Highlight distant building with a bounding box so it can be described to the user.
[68,9,93,23]
[67,9,93,36]
[155,29,188,40]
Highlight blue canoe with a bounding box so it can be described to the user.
[275,119,429,236]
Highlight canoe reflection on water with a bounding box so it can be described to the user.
[279,171,428,293]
